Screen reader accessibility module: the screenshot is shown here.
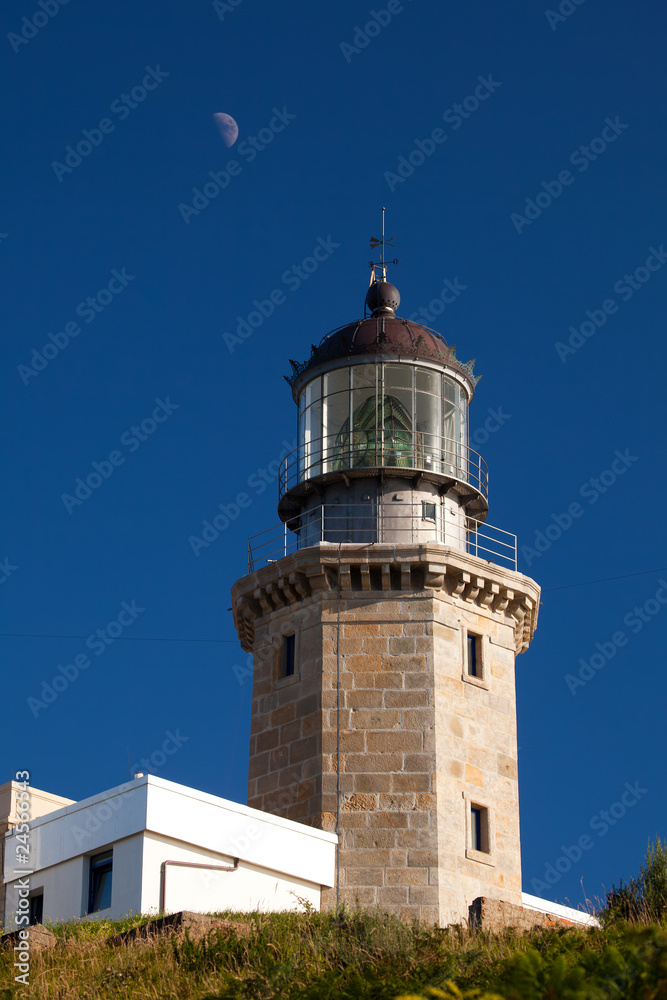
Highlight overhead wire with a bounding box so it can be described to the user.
[0,567,665,644]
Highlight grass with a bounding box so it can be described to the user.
[1,907,666,999]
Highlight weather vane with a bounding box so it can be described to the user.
[369,206,398,283]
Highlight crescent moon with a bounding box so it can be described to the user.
[213,113,239,148]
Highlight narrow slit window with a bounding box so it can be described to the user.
[470,804,489,853]
[282,634,295,677]
[471,807,482,851]
[467,633,481,678]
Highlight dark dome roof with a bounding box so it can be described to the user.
[286,313,480,393]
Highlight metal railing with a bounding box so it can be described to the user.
[246,503,517,573]
[278,433,488,500]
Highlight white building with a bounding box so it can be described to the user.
[2,774,336,930]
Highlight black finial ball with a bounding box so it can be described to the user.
[366,280,400,314]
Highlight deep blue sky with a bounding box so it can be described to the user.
[2,0,665,914]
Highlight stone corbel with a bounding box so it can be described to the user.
[494,587,514,614]
[424,563,446,590]
[237,594,261,620]
[360,565,372,591]
[238,622,254,653]
[451,571,470,597]
[266,582,287,608]
[254,586,275,616]
[511,606,526,653]
[480,581,498,608]
[289,572,311,599]
[278,577,300,604]
[381,564,392,591]
[303,563,333,592]
[400,564,412,591]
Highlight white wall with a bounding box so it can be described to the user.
[107,835,144,920]
[2,835,146,930]
[3,776,336,928]
[143,779,336,888]
[141,833,321,915]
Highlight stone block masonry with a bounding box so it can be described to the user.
[232,542,539,926]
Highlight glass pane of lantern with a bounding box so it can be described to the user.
[323,369,350,471]
[350,365,379,467]
[352,401,378,468]
[416,392,440,471]
[325,368,349,396]
[443,403,458,474]
[384,364,412,390]
[305,398,322,476]
[416,369,440,395]
[381,366,413,467]
[325,392,351,470]
[352,364,376,390]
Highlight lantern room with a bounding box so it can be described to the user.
[275,277,490,551]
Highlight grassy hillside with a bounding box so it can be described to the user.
[2,908,667,1000]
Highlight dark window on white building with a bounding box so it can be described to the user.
[88,850,113,913]
[29,892,43,926]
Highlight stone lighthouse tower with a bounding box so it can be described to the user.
[231,234,540,925]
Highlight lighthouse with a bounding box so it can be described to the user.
[231,225,540,925]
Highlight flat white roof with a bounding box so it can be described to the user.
[4,775,336,888]
[521,892,599,927]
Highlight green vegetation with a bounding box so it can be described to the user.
[3,842,667,998]
[601,836,667,925]
[2,908,667,1000]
